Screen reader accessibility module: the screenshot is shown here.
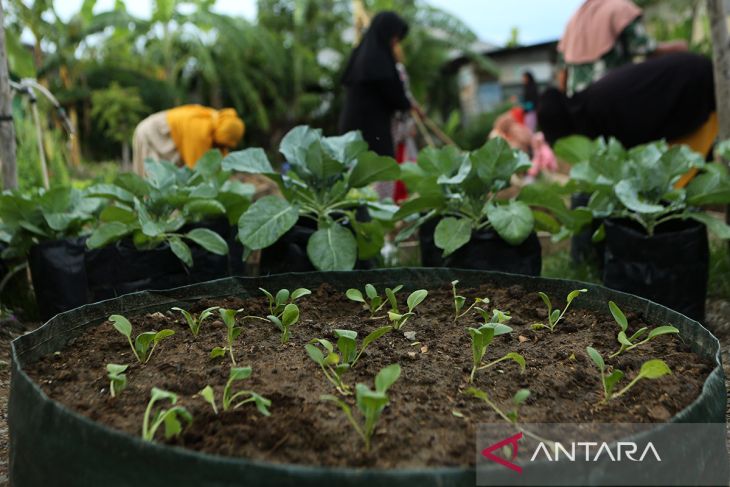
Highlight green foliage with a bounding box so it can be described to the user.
[198,366,271,415]
[210,308,260,365]
[232,127,400,271]
[306,326,393,394]
[267,303,301,344]
[86,154,256,266]
[396,138,578,255]
[346,284,403,317]
[531,289,587,332]
[90,82,148,146]
[109,314,174,364]
[451,280,489,322]
[171,306,219,337]
[387,289,428,330]
[260,287,311,317]
[106,363,128,398]
[321,363,401,451]
[467,308,524,383]
[466,386,531,425]
[586,347,671,402]
[141,387,192,442]
[607,301,679,358]
[562,136,730,237]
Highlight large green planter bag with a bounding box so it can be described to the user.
[9,269,728,487]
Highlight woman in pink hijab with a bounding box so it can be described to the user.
[557,0,687,96]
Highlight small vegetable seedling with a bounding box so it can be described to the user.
[607,301,680,358]
[305,326,393,394]
[260,287,311,317]
[199,366,271,415]
[141,387,192,442]
[387,289,428,330]
[109,314,175,364]
[531,289,587,332]
[321,363,401,451]
[346,284,403,317]
[106,363,128,398]
[268,303,300,343]
[467,387,531,425]
[171,306,219,337]
[451,280,489,323]
[586,346,671,403]
[467,318,525,383]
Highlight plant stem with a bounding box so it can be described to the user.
[612,374,643,399]
[142,398,155,440]
[128,336,141,363]
[477,355,511,371]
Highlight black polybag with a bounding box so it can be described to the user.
[602,218,708,322]
[570,193,605,266]
[28,238,89,320]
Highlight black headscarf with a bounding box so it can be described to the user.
[341,11,409,86]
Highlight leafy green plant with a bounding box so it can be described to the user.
[586,347,671,403]
[106,363,128,398]
[305,326,393,394]
[607,301,680,358]
[467,387,531,425]
[467,310,524,382]
[86,154,255,266]
[260,287,311,317]
[141,387,193,442]
[321,363,401,451]
[199,366,271,415]
[559,136,730,238]
[230,126,401,271]
[210,308,267,364]
[387,289,428,330]
[267,304,301,344]
[451,280,489,322]
[109,314,175,364]
[531,289,587,332]
[346,284,403,317]
[394,138,580,255]
[171,306,219,337]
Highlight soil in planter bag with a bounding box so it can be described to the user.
[28,238,90,320]
[420,220,542,276]
[603,218,708,322]
[259,209,373,275]
[9,269,728,487]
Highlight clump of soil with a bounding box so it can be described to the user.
[26,283,713,468]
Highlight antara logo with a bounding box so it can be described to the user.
[481,433,661,473]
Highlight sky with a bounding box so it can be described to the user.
[53,0,584,46]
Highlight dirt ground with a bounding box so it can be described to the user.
[0,296,727,481]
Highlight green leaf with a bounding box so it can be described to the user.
[86,184,136,203]
[110,315,132,338]
[306,224,357,271]
[434,217,472,256]
[346,289,365,303]
[186,228,229,255]
[472,137,531,188]
[100,206,136,224]
[136,202,164,238]
[617,331,632,347]
[486,200,534,245]
[154,329,175,344]
[605,370,624,396]
[406,290,428,311]
[393,195,446,220]
[169,237,193,267]
[566,289,587,306]
[229,366,253,381]
[639,359,671,379]
[279,125,322,174]
[322,131,368,165]
[305,344,325,365]
[362,326,393,349]
[374,363,401,393]
[537,292,552,316]
[647,326,680,339]
[291,288,311,300]
[87,222,130,248]
[348,151,400,188]
[365,284,378,300]
[513,389,531,405]
[281,304,300,327]
[586,346,604,371]
[334,329,358,363]
[237,196,298,250]
[199,385,217,412]
[210,347,226,359]
[504,352,526,372]
[106,363,129,376]
[135,332,156,357]
[222,148,275,174]
[183,200,226,218]
[608,301,628,331]
[687,212,730,239]
[553,135,596,165]
[614,180,665,214]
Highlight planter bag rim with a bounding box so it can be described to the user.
[10,268,726,484]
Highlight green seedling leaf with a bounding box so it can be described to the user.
[110,314,132,339]
[169,236,193,267]
[586,346,605,371]
[334,329,358,363]
[365,284,377,300]
[647,326,680,339]
[106,363,128,398]
[609,301,628,331]
[142,387,192,442]
[374,363,401,393]
[186,228,228,255]
[346,288,366,303]
[406,290,428,311]
[291,288,311,300]
[639,359,672,379]
[199,385,218,414]
[604,370,624,397]
[210,347,226,359]
[513,389,530,405]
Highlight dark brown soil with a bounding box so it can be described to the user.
[26,283,713,469]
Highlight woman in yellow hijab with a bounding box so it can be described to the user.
[132,105,245,175]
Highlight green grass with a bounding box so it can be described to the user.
[708,240,730,299]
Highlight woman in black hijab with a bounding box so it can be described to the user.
[339,11,412,157]
[538,52,716,155]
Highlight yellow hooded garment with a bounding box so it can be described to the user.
[167,105,245,168]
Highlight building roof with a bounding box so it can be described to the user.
[443,39,559,74]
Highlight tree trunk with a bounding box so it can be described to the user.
[0,3,17,190]
[707,0,730,227]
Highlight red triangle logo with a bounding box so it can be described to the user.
[481,432,523,473]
